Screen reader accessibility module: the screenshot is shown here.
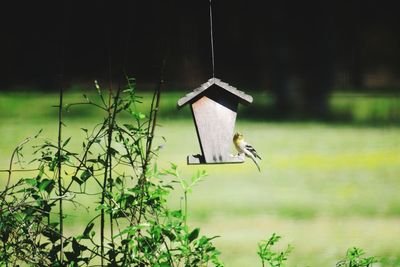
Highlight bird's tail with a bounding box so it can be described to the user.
[250,155,261,172]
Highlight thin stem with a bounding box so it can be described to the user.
[145,67,163,166]
[61,123,107,196]
[100,87,121,266]
[57,83,64,264]
[136,59,165,227]
[183,190,189,266]
[108,151,114,263]
[0,168,39,173]
[184,192,188,228]
[108,85,114,255]
[38,219,108,262]
[106,80,115,262]
[66,101,108,111]
[1,137,32,200]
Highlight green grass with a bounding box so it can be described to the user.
[330,92,400,122]
[1,89,400,123]
[1,90,400,266]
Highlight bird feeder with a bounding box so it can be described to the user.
[177,78,253,164]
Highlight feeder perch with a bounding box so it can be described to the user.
[177,78,253,164]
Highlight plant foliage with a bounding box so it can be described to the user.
[0,78,223,266]
[257,233,293,267]
[336,247,378,267]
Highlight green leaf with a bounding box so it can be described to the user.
[116,177,123,186]
[43,228,60,243]
[34,129,43,138]
[171,162,177,170]
[113,226,136,239]
[82,222,94,239]
[42,156,53,161]
[83,94,90,102]
[188,228,200,243]
[62,137,71,147]
[197,236,209,246]
[72,238,80,254]
[109,147,119,156]
[161,169,177,177]
[24,178,37,186]
[80,169,92,182]
[72,176,83,185]
[38,179,55,193]
[162,229,176,242]
[170,210,182,218]
[180,179,188,190]
[132,111,146,120]
[65,251,77,262]
[153,163,158,175]
[123,124,138,132]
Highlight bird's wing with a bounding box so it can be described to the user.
[245,144,261,160]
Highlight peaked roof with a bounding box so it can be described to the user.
[177,77,253,107]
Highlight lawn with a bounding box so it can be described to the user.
[1,90,400,266]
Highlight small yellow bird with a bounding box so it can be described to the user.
[233,132,261,171]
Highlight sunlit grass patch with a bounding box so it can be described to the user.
[271,150,400,170]
[330,92,400,123]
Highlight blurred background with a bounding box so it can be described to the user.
[2,0,400,121]
[1,0,400,266]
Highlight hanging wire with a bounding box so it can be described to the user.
[209,0,215,77]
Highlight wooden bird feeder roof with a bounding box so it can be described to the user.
[177,78,253,107]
